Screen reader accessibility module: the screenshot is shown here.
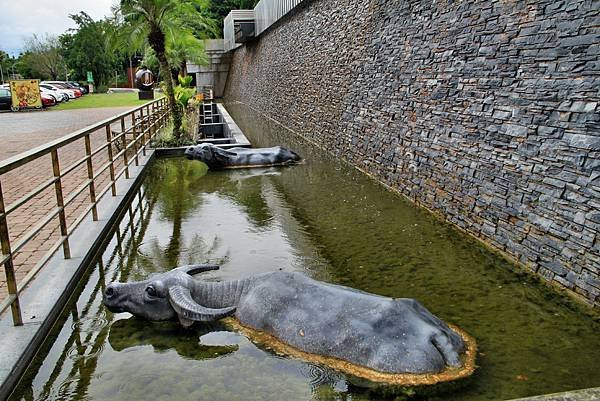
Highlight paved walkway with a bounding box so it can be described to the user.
[0,107,139,301]
[0,108,135,160]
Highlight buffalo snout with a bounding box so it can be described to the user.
[103,283,126,313]
[184,147,195,160]
[104,284,117,299]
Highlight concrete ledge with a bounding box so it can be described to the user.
[509,387,600,401]
[218,103,251,147]
[0,151,155,400]
[154,146,190,157]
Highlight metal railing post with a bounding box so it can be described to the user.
[120,117,130,179]
[139,108,147,156]
[50,149,71,259]
[84,135,98,221]
[131,112,139,166]
[148,103,156,141]
[0,180,23,326]
[156,100,161,129]
[146,105,152,142]
[105,126,117,196]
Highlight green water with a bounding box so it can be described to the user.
[9,103,600,401]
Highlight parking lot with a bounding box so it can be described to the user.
[0,106,136,300]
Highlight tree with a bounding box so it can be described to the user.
[23,34,67,80]
[117,0,213,140]
[0,51,10,82]
[13,52,36,79]
[60,12,121,88]
[167,32,209,78]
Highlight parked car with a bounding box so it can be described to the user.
[0,87,11,110]
[40,84,71,101]
[41,93,56,107]
[39,87,63,103]
[63,81,87,95]
[55,82,83,98]
[54,82,82,98]
[68,81,88,94]
[43,81,82,98]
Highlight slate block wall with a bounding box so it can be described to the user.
[224,0,600,307]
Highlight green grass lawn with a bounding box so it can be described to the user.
[52,92,162,110]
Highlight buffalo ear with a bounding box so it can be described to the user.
[168,285,236,327]
[177,264,220,275]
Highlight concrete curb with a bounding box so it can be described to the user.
[508,387,600,401]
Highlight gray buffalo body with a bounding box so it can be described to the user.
[104,265,466,374]
[185,143,301,169]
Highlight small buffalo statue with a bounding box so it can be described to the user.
[185,143,301,169]
[104,265,469,375]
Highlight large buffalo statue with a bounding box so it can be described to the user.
[103,265,473,377]
[185,143,301,169]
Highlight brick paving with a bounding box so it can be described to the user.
[0,106,142,301]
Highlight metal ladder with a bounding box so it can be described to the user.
[202,102,214,139]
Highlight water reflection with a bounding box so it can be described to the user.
[146,157,209,267]
[140,161,281,267]
[108,318,239,360]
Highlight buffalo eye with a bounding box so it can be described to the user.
[145,285,157,297]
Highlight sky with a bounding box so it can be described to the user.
[0,0,116,57]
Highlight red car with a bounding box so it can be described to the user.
[41,93,57,107]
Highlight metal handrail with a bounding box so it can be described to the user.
[0,103,162,174]
[0,97,169,325]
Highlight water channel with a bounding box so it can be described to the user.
[9,103,600,401]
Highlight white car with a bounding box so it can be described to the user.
[44,81,82,98]
[40,84,71,101]
[39,86,64,103]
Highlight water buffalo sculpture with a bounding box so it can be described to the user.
[104,265,473,379]
[185,143,301,169]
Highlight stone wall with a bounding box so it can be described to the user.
[224,0,600,307]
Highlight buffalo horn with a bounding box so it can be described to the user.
[168,285,236,324]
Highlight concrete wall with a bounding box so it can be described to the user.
[224,0,600,307]
[188,40,231,97]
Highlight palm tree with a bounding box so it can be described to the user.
[167,35,209,78]
[118,0,213,139]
